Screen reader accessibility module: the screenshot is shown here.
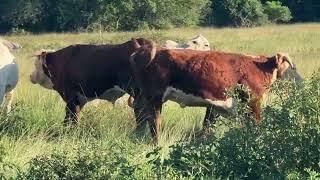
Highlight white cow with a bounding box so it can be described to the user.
[162,34,210,51]
[0,38,20,113]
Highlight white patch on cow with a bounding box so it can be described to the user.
[162,87,236,114]
[0,43,15,67]
[0,41,19,113]
[244,54,261,58]
[162,34,210,51]
[186,34,210,51]
[162,40,181,49]
[89,86,127,106]
[99,85,126,99]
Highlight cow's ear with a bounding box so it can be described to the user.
[33,50,46,57]
[276,53,294,68]
[131,38,141,49]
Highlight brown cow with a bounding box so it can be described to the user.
[30,38,153,125]
[129,39,298,143]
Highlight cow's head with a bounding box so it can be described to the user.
[186,34,210,51]
[281,62,303,83]
[130,38,156,69]
[129,38,156,90]
[30,50,54,89]
[274,53,303,82]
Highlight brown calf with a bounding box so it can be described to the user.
[130,39,296,143]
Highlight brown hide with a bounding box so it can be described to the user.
[131,48,293,142]
[138,49,276,101]
[38,38,152,125]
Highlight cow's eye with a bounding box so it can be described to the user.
[205,44,209,47]
[192,41,197,44]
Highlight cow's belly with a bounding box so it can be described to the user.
[78,86,127,105]
[162,87,236,114]
[97,86,126,103]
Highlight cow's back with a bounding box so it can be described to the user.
[149,49,268,100]
[46,44,132,97]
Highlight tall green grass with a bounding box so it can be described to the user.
[0,23,319,178]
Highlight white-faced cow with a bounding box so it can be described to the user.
[162,34,210,51]
[30,39,153,125]
[129,39,301,143]
[0,38,20,113]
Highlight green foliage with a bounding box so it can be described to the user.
[147,140,217,178]
[147,70,320,179]
[0,0,210,32]
[260,0,320,22]
[211,0,268,27]
[0,0,44,32]
[17,144,138,179]
[264,1,292,23]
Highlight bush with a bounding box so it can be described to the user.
[148,70,320,179]
[0,0,44,32]
[18,144,138,179]
[264,1,292,23]
[87,0,210,31]
[211,0,268,27]
[0,0,210,32]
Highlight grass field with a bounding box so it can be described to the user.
[1,23,320,178]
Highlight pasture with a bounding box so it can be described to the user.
[0,23,320,179]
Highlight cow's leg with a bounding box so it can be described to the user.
[64,95,85,126]
[202,106,219,138]
[0,86,5,110]
[249,98,262,124]
[133,95,148,134]
[147,101,162,144]
[4,89,14,114]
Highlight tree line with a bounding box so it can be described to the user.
[0,0,319,33]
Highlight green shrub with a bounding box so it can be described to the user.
[148,70,320,179]
[147,139,217,178]
[18,144,138,179]
[211,0,268,27]
[88,0,210,31]
[0,0,210,32]
[264,1,292,23]
[0,0,44,32]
